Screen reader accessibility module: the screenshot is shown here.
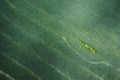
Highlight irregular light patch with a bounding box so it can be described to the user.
[80,40,97,54]
[89,61,111,66]
[0,70,15,80]
[62,36,98,54]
